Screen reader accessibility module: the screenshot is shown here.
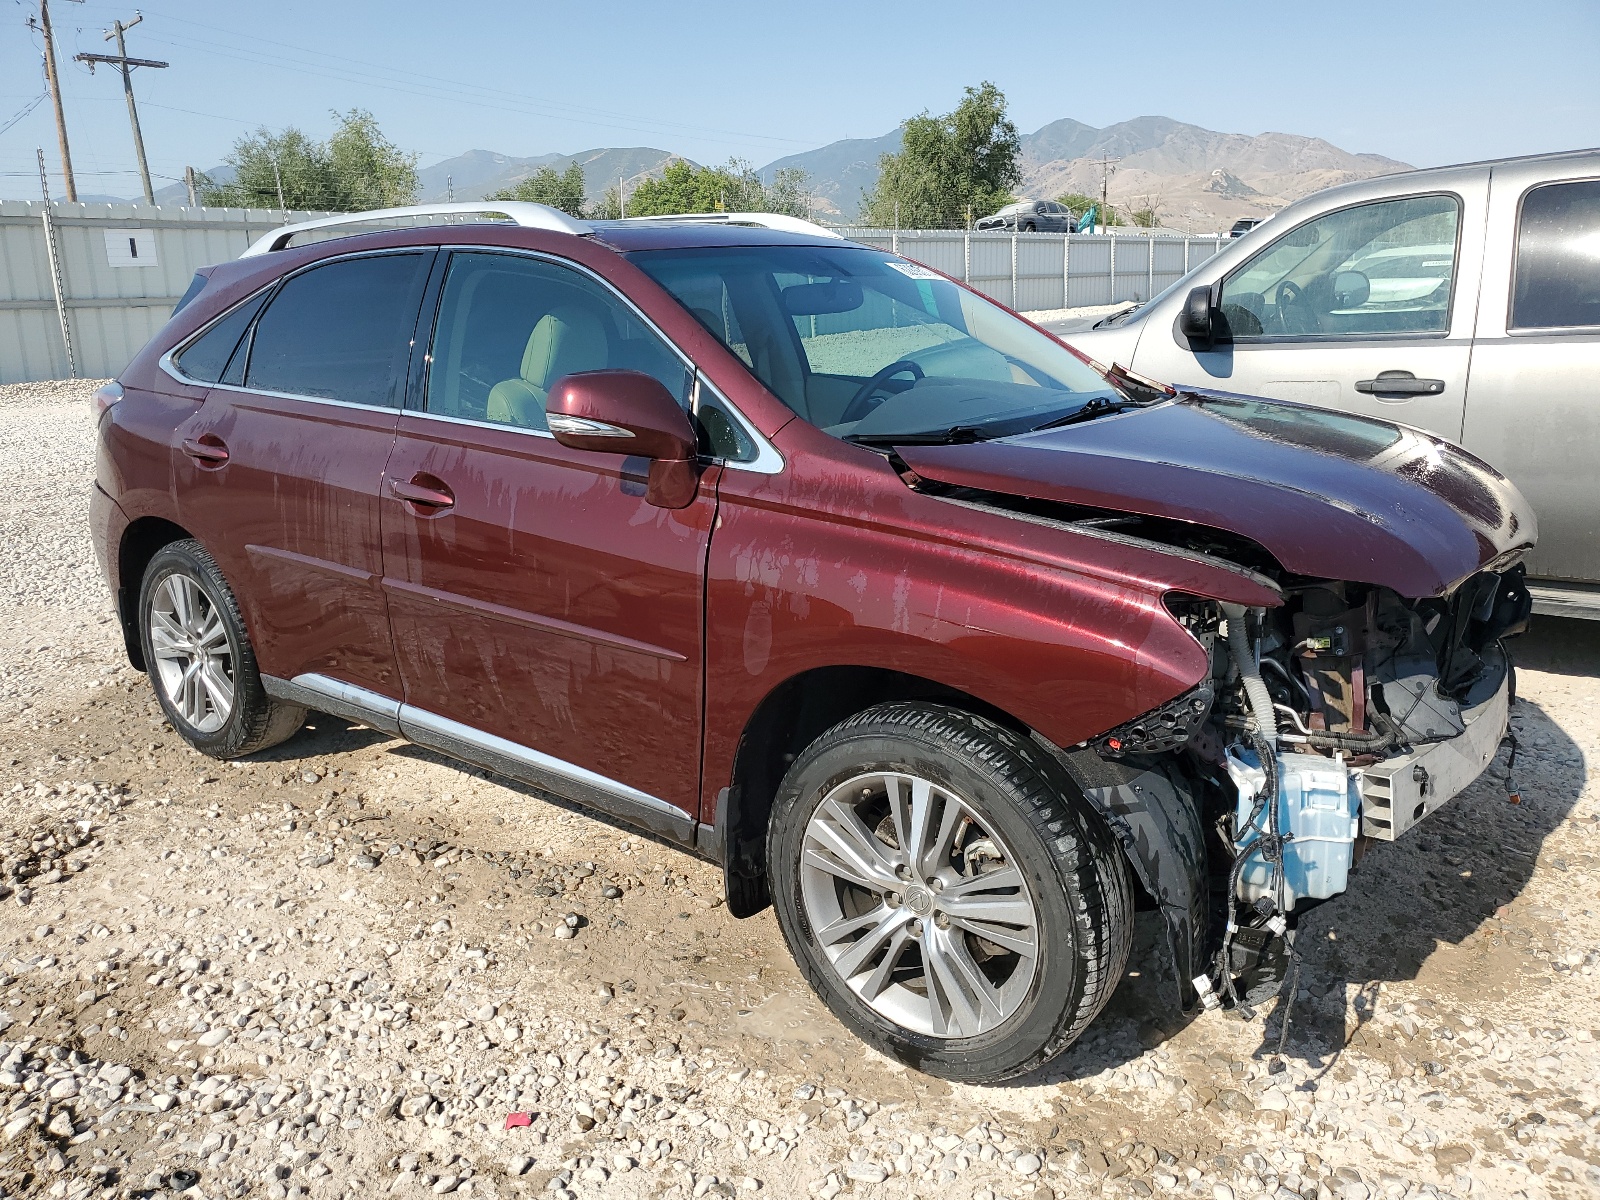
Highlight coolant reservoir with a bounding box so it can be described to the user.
[1226,747,1361,909]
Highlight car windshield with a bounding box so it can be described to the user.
[627,244,1121,442]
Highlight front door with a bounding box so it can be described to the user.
[380,249,715,839]
[1132,186,1488,441]
[175,250,433,699]
[1461,166,1600,589]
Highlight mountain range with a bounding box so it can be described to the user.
[146,114,1410,230]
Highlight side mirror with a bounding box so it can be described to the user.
[546,370,700,509]
[1331,269,1370,309]
[1178,284,1220,350]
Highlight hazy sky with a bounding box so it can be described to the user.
[2,0,1597,199]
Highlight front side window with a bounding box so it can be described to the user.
[1219,195,1460,340]
[630,245,1118,442]
[425,251,691,433]
[245,253,429,406]
[1511,179,1600,329]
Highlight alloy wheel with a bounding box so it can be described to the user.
[148,573,234,734]
[799,771,1040,1038]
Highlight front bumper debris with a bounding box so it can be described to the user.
[1356,672,1510,840]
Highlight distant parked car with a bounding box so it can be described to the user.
[1068,147,1600,618]
[1228,217,1263,238]
[976,200,1075,232]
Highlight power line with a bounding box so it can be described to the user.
[74,11,167,203]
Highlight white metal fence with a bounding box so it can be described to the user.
[842,228,1229,313]
[0,201,334,385]
[0,203,1229,385]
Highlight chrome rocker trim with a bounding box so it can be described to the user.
[262,672,695,844]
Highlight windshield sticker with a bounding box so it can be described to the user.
[885,260,943,280]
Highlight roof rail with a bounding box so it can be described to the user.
[239,202,592,257]
[610,212,845,240]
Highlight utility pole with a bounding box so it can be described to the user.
[26,0,83,202]
[184,165,197,206]
[75,13,168,205]
[1092,156,1119,231]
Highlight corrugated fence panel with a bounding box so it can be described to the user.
[0,201,334,385]
[0,206,1235,384]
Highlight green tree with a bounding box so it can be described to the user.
[487,162,587,217]
[621,158,812,219]
[199,109,417,211]
[861,82,1021,229]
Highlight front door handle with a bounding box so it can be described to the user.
[388,475,455,511]
[181,435,229,466]
[1355,371,1446,397]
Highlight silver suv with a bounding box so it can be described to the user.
[976,199,1076,233]
[1067,149,1600,618]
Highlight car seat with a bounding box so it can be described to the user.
[487,305,610,430]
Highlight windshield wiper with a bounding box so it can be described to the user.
[845,424,992,447]
[1029,397,1140,431]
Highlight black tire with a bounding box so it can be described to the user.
[768,703,1133,1083]
[1020,220,1036,232]
[138,539,304,759]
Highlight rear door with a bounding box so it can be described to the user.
[1131,180,1488,439]
[379,249,716,838]
[1462,163,1600,589]
[174,250,433,700]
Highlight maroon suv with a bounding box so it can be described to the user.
[90,204,1534,1082]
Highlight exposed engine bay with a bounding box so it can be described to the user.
[1115,568,1531,1026]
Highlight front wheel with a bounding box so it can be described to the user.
[138,539,304,759]
[768,703,1133,1083]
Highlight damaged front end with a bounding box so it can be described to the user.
[1135,568,1529,1018]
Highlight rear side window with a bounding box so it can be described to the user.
[174,292,268,384]
[1511,179,1600,329]
[245,253,430,406]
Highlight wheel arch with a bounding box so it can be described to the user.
[711,664,1167,920]
[116,516,196,671]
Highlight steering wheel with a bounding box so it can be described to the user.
[841,360,925,425]
[1273,280,1308,334]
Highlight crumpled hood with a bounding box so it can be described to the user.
[897,391,1536,598]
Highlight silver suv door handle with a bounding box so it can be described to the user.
[1355,371,1445,397]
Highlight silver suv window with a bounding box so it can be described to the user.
[1219,195,1460,340]
[1511,179,1600,330]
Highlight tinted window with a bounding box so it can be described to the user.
[1512,179,1600,329]
[425,251,691,432]
[1220,195,1459,339]
[174,293,267,383]
[245,253,429,406]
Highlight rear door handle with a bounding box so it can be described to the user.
[1355,371,1445,397]
[388,475,455,511]
[181,436,229,465]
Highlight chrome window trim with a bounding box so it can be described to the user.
[202,380,403,416]
[694,372,784,475]
[157,280,278,389]
[403,409,556,439]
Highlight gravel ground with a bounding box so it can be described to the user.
[1,378,1597,1200]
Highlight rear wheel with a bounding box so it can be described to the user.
[138,540,304,759]
[768,703,1133,1083]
